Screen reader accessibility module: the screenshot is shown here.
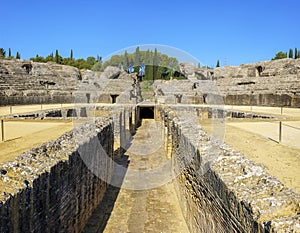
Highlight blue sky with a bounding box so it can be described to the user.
[1,0,299,66]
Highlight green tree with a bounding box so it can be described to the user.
[45,53,54,62]
[86,56,96,69]
[16,52,20,59]
[92,60,103,71]
[216,60,220,67]
[134,46,140,67]
[144,49,151,64]
[31,54,45,62]
[8,48,11,57]
[73,58,91,69]
[0,48,6,58]
[99,48,178,81]
[272,51,287,60]
[70,49,73,60]
[55,49,59,63]
[288,49,293,58]
[124,50,129,69]
[153,48,160,81]
[96,55,102,62]
[295,48,298,59]
[55,50,63,64]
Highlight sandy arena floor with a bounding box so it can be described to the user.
[0,104,75,116]
[0,119,73,163]
[224,105,300,117]
[227,120,300,150]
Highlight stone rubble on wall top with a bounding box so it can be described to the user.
[0,117,112,203]
[160,105,300,232]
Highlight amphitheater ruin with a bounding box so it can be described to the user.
[0,58,300,232]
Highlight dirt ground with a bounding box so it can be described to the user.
[0,104,75,116]
[85,120,190,233]
[227,120,300,150]
[200,119,300,193]
[224,105,300,117]
[0,119,73,163]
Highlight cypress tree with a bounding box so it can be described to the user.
[70,49,73,60]
[124,50,129,69]
[16,52,20,59]
[295,48,298,59]
[144,50,152,81]
[216,60,220,67]
[8,48,11,57]
[288,49,293,58]
[153,48,159,81]
[55,49,59,63]
[134,46,140,67]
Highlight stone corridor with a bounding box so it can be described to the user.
[83,120,190,233]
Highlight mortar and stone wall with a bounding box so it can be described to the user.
[158,106,300,232]
[0,60,141,106]
[195,58,300,107]
[0,59,83,106]
[0,118,114,232]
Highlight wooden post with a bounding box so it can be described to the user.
[1,119,3,141]
[279,121,282,143]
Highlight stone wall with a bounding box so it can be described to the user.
[159,106,300,232]
[153,80,205,104]
[212,58,300,107]
[2,58,300,107]
[0,118,114,233]
[0,59,141,106]
[0,59,81,106]
[178,59,300,107]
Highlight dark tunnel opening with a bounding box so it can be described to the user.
[139,106,154,119]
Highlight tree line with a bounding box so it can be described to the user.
[0,46,182,81]
[102,47,180,81]
[30,49,103,71]
[0,48,103,71]
[0,46,180,80]
[0,48,21,59]
[272,48,299,60]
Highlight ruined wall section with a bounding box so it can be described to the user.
[212,58,300,107]
[0,118,114,233]
[0,59,82,105]
[159,106,300,232]
[153,80,205,104]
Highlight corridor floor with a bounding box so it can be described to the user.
[83,119,190,233]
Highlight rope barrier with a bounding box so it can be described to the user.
[282,123,300,131]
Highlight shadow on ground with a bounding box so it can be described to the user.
[82,148,130,233]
